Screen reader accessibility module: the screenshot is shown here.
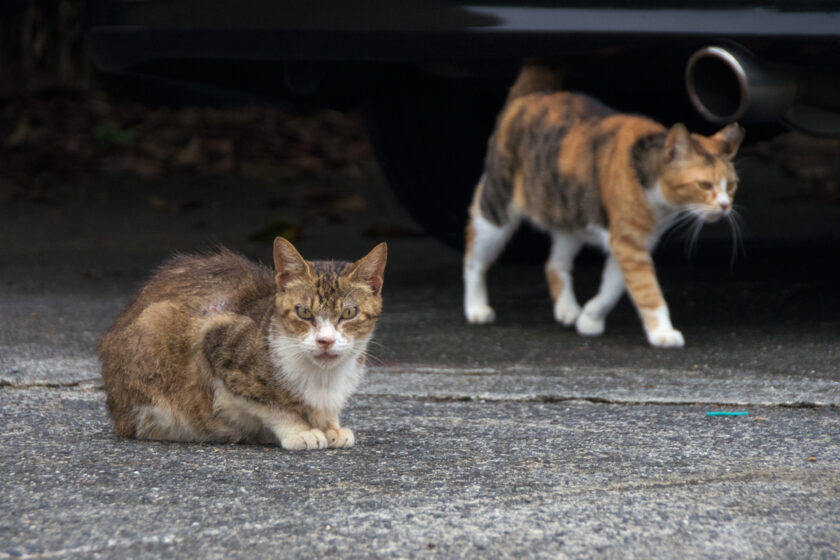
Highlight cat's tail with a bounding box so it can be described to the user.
[505,58,567,104]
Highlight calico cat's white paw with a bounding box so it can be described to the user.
[325,427,355,448]
[647,327,685,348]
[554,300,581,326]
[281,428,328,450]
[466,304,496,324]
[576,312,605,336]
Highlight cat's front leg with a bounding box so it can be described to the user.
[263,410,329,450]
[609,233,684,348]
[214,385,328,449]
[325,427,355,448]
[280,429,329,451]
[307,409,355,449]
[640,306,685,348]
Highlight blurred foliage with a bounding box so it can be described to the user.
[0,90,371,202]
[1,0,89,89]
[93,121,137,150]
[0,1,371,204]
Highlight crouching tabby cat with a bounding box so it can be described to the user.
[464,63,744,347]
[99,238,387,449]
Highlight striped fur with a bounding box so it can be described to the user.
[464,62,744,347]
[99,238,387,448]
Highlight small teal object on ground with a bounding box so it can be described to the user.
[706,411,749,416]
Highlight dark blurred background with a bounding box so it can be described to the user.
[3,0,840,260]
[0,1,372,221]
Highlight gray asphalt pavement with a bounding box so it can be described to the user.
[1,158,839,559]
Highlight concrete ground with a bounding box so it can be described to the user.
[1,156,839,559]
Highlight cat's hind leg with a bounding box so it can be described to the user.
[100,300,202,440]
[546,231,583,326]
[463,194,519,324]
[576,255,626,336]
[134,403,199,441]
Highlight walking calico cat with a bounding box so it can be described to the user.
[463,63,744,347]
[99,238,387,449]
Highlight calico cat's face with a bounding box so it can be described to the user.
[658,122,744,223]
[271,238,387,369]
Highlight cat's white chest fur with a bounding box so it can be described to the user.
[268,336,366,414]
[646,181,681,247]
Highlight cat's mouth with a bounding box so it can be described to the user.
[313,351,341,367]
[704,210,728,223]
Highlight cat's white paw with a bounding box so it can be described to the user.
[553,299,581,326]
[466,304,496,324]
[647,327,685,348]
[576,312,605,336]
[325,427,355,448]
[281,428,328,450]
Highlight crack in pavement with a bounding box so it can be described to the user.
[1,382,836,409]
[366,393,838,409]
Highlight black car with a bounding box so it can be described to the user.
[84,0,840,246]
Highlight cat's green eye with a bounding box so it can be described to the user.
[341,306,359,320]
[295,305,313,320]
[698,181,714,190]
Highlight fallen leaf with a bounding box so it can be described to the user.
[205,154,235,173]
[112,155,161,177]
[205,138,233,156]
[327,193,368,212]
[240,161,301,182]
[136,139,173,161]
[176,137,203,167]
[5,117,31,147]
[148,195,175,212]
[93,120,136,149]
[248,220,302,243]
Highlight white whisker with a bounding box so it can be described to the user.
[728,209,747,267]
[360,350,385,367]
[660,209,698,245]
[685,213,705,257]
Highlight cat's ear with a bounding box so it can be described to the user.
[273,237,310,286]
[664,123,692,163]
[711,122,745,159]
[349,243,387,295]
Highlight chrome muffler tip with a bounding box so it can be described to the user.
[686,46,750,123]
[685,43,797,124]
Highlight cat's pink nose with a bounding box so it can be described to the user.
[719,200,730,210]
[316,336,335,350]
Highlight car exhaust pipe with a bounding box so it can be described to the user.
[685,43,840,137]
[685,44,797,124]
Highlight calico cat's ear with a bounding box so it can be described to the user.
[710,122,745,159]
[349,242,388,295]
[273,237,310,286]
[664,123,692,163]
